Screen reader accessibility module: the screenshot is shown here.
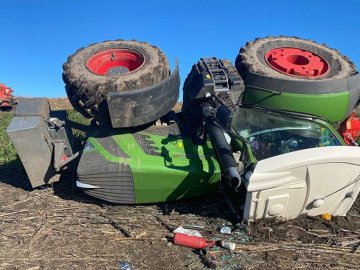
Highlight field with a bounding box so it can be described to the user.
[0,99,359,270]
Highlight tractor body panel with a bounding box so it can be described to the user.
[242,72,360,123]
[243,86,349,123]
[77,130,222,204]
[243,146,360,221]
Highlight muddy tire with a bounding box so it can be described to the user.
[63,40,170,125]
[236,36,356,81]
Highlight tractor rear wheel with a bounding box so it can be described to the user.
[236,36,356,81]
[63,40,170,126]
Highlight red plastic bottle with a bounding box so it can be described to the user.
[173,233,214,249]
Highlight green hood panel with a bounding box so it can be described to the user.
[86,132,221,203]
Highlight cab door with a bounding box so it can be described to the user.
[244,146,360,221]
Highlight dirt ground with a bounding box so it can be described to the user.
[0,99,359,270]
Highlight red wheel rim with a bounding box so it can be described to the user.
[86,49,144,76]
[265,47,329,78]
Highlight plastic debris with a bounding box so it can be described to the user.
[235,231,251,244]
[118,262,133,270]
[173,226,202,237]
[217,240,236,250]
[220,225,232,234]
[322,213,332,221]
[233,225,251,244]
[173,233,215,249]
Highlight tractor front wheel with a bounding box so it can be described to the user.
[63,40,170,126]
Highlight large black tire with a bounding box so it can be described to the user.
[236,36,356,81]
[63,40,170,125]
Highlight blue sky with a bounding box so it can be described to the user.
[0,0,359,98]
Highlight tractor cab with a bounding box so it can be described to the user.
[227,106,360,222]
[232,106,344,162]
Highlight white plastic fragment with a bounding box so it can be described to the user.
[219,240,236,250]
[173,226,202,237]
[220,226,232,234]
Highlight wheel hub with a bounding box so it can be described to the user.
[106,66,129,76]
[265,47,329,78]
[86,49,144,76]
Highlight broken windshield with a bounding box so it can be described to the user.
[232,107,342,161]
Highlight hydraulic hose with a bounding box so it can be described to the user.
[203,104,242,189]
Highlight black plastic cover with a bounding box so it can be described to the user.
[107,62,180,128]
[185,58,244,103]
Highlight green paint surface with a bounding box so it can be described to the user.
[88,133,221,203]
[243,86,349,123]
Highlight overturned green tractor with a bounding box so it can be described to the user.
[7,36,360,222]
